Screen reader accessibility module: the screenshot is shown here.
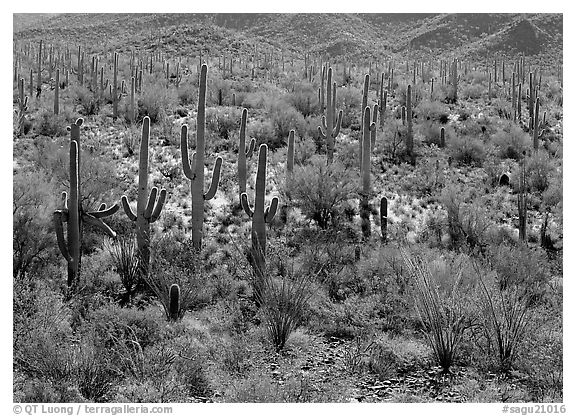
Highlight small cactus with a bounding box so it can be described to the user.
[168,284,181,322]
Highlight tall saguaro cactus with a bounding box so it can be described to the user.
[360,106,376,238]
[53,119,119,289]
[380,196,388,243]
[54,68,60,115]
[17,78,28,137]
[237,108,256,204]
[406,84,415,165]
[121,117,167,277]
[241,144,279,303]
[181,64,223,251]
[317,67,343,164]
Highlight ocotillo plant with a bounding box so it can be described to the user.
[168,283,180,322]
[406,84,415,165]
[238,108,257,204]
[17,78,28,137]
[317,67,343,164]
[121,117,167,278]
[360,106,376,238]
[380,196,388,243]
[241,144,279,305]
[54,119,119,289]
[181,64,223,251]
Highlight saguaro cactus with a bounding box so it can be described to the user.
[181,64,223,251]
[17,78,28,137]
[241,144,279,303]
[121,117,167,277]
[360,107,376,238]
[54,68,59,115]
[317,67,343,164]
[54,119,119,289]
[380,196,388,243]
[517,154,528,242]
[112,52,120,119]
[237,108,256,204]
[168,283,180,322]
[406,84,415,165]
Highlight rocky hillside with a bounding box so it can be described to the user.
[13,13,562,63]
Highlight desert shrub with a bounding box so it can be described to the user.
[248,119,277,149]
[268,102,306,146]
[260,256,313,352]
[474,262,546,372]
[419,121,454,147]
[177,83,197,106]
[448,135,485,167]
[205,106,242,140]
[487,243,549,291]
[146,233,208,321]
[104,235,140,304]
[72,85,102,116]
[441,186,491,253]
[291,156,357,229]
[524,150,555,194]
[34,110,69,137]
[460,84,485,100]
[402,249,475,373]
[292,134,317,165]
[285,83,320,117]
[337,85,362,128]
[415,100,449,122]
[491,123,531,160]
[13,171,57,280]
[137,83,175,123]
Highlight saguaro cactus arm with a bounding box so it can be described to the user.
[204,157,223,200]
[87,203,119,218]
[265,197,279,223]
[121,196,137,221]
[180,125,196,180]
[241,193,254,217]
[150,189,167,223]
[53,211,71,262]
[82,213,117,238]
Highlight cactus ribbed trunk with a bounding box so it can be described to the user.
[240,144,279,305]
[54,69,59,115]
[380,196,388,243]
[67,141,81,288]
[136,118,151,271]
[406,84,414,165]
[113,52,119,119]
[317,67,342,164]
[360,107,373,238]
[181,64,223,252]
[169,284,180,322]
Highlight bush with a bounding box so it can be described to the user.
[146,233,208,321]
[13,171,57,280]
[491,124,531,160]
[34,111,69,137]
[449,135,485,167]
[248,119,277,149]
[137,84,175,123]
[402,249,475,372]
[260,256,313,352]
[336,85,362,128]
[285,83,320,117]
[291,156,357,229]
[72,85,102,116]
[268,102,305,147]
[415,100,449,122]
[205,106,242,141]
[525,150,555,194]
[441,186,491,252]
[460,84,484,100]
